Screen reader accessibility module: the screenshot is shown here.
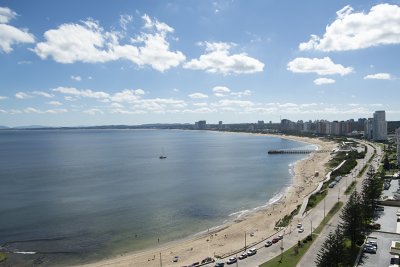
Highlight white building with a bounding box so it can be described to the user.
[373,110,387,141]
[397,128,400,166]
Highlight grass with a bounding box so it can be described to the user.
[260,202,343,267]
[345,181,357,195]
[0,252,7,263]
[276,205,301,228]
[304,189,328,214]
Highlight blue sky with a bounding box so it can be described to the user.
[1,0,400,127]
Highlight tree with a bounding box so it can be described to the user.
[383,154,390,170]
[340,190,364,251]
[315,226,344,267]
[361,167,383,223]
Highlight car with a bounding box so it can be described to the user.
[363,245,377,254]
[272,237,280,243]
[265,240,272,247]
[238,253,247,260]
[396,210,400,216]
[298,227,304,233]
[278,234,283,240]
[247,248,257,256]
[215,262,225,267]
[375,206,384,211]
[366,240,378,249]
[369,223,381,230]
[226,257,237,265]
[173,256,179,262]
[201,257,214,264]
[328,181,336,188]
[297,223,302,228]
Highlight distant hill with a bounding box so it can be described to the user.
[13,125,50,129]
[0,125,9,129]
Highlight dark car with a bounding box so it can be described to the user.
[272,237,280,243]
[238,253,247,260]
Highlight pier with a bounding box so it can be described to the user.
[267,149,330,154]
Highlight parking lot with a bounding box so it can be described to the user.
[359,232,400,267]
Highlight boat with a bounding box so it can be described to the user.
[159,148,167,159]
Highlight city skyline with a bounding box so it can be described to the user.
[1,1,400,127]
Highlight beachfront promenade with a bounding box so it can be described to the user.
[215,141,380,267]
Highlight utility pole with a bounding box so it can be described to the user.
[244,231,246,251]
[159,252,162,267]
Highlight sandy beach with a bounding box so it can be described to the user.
[76,134,337,267]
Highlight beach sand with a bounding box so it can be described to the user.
[76,134,337,267]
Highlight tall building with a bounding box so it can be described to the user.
[397,128,400,166]
[373,110,387,141]
[364,118,373,139]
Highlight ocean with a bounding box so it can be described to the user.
[0,129,314,266]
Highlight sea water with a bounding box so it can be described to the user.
[0,129,314,266]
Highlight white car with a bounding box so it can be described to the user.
[298,227,304,233]
[247,248,257,256]
[297,223,302,228]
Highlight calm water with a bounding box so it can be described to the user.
[0,129,313,266]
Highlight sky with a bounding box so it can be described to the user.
[1,0,400,127]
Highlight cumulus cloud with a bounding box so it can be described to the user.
[34,15,185,72]
[212,86,230,97]
[110,89,144,102]
[299,4,400,52]
[363,73,392,80]
[84,108,104,115]
[231,89,251,98]
[184,42,264,75]
[314,78,336,85]
[24,107,67,114]
[53,86,110,99]
[287,57,353,76]
[0,7,35,53]
[15,92,32,99]
[71,75,82,81]
[188,92,208,99]
[47,101,63,106]
[32,91,54,98]
[0,96,8,100]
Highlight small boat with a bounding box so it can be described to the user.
[159,148,167,159]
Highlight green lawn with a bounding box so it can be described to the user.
[260,202,343,267]
[345,181,357,195]
[0,252,7,263]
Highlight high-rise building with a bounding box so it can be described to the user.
[397,128,400,166]
[373,110,387,141]
[364,118,373,139]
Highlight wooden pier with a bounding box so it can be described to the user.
[267,149,330,154]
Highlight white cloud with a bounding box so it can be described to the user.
[214,99,254,108]
[0,7,35,53]
[314,78,336,85]
[34,16,185,72]
[110,102,124,108]
[363,73,392,80]
[32,91,54,98]
[193,102,208,107]
[0,96,8,100]
[119,14,133,31]
[0,23,35,53]
[173,88,179,92]
[188,92,208,99]
[83,108,104,115]
[47,101,63,106]
[287,57,353,76]
[15,92,32,99]
[71,75,82,81]
[231,89,251,98]
[53,86,110,99]
[110,89,144,102]
[184,42,264,75]
[212,86,230,97]
[45,108,68,114]
[23,107,67,114]
[0,7,16,23]
[299,4,400,52]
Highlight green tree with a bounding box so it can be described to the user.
[315,226,345,267]
[340,190,364,251]
[383,154,390,170]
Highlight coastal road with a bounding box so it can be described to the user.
[203,141,381,267]
[297,141,382,267]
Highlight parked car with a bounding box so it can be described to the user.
[363,244,377,254]
[375,206,384,211]
[328,181,337,188]
[247,248,257,256]
[298,227,304,233]
[215,262,225,267]
[272,237,280,243]
[278,234,283,240]
[226,257,237,265]
[201,257,214,264]
[265,240,272,247]
[369,223,381,230]
[297,223,302,228]
[173,256,179,262]
[238,253,247,260]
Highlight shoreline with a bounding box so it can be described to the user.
[75,133,336,267]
